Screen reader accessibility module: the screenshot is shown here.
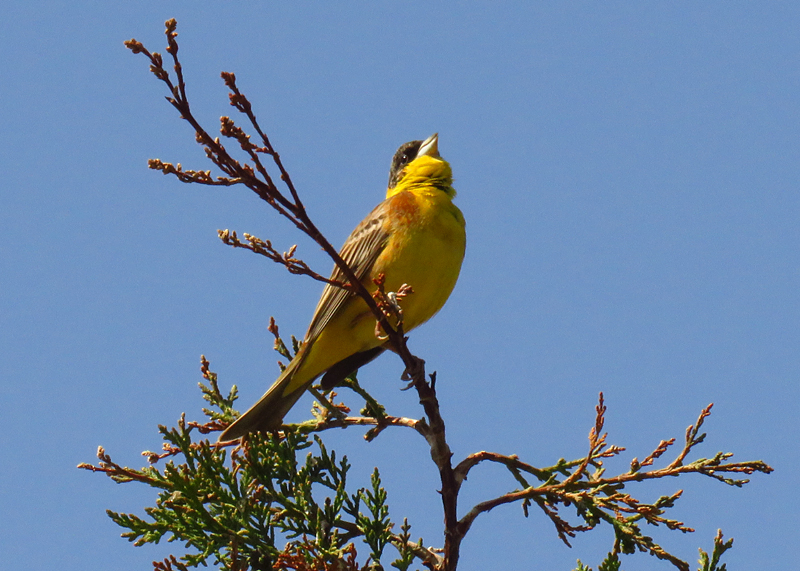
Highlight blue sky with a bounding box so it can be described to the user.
[2,2,797,570]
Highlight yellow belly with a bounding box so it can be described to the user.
[293,193,465,390]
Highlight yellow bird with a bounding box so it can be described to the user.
[219,134,466,441]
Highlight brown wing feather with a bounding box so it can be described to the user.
[304,199,391,342]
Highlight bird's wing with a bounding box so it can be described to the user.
[304,199,392,342]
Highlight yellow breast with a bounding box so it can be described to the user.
[374,156,466,330]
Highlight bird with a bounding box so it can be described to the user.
[219,133,466,441]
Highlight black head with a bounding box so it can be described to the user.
[387,140,422,189]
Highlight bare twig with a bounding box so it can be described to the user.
[126,19,415,383]
[218,229,349,287]
[453,451,549,488]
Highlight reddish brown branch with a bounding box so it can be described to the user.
[218,229,349,287]
[453,451,549,488]
[668,403,714,470]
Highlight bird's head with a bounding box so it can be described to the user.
[387,133,453,197]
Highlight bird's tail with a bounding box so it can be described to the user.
[218,350,311,442]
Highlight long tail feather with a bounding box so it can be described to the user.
[218,354,310,441]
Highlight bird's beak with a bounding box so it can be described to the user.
[417,133,440,158]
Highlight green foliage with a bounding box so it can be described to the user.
[573,552,621,571]
[573,530,735,571]
[80,353,771,571]
[698,530,734,571]
[390,519,424,571]
[80,362,422,571]
[353,469,392,566]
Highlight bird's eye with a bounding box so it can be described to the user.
[388,140,423,189]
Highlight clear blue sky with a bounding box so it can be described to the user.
[2,2,797,570]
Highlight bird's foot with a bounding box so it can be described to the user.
[400,355,426,390]
[373,283,414,340]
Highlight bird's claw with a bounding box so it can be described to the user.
[374,320,389,341]
[400,356,426,388]
[373,283,413,341]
